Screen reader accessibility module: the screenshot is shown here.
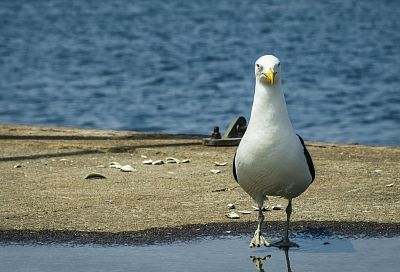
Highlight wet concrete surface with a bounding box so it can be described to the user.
[1,221,400,246]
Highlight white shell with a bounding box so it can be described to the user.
[181,159,190,163]
[386,183,394,187]
[210,169,221,174]
[227,203,235,209]
[152,160,164,165]
[120,165,136,172]
[214,161,228,166]
[226,212,240,219]
[238,210,252,214]
[109,162,122,169]
[142,159,153,165]
[166,157,180,164]
[271,205,282,210]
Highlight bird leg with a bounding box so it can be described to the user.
[272,199,299,248]
[250,208,270,247]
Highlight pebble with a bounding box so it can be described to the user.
[59,158,69,162]
[141,155,148,159]
[152,160,164,165]
[210,169,221,174]
[226,211,240,219]
[84,173,106,180]
[227,203,235,209]
[120,165,136,172]
[14,164,22,168]
[214,161,228,166]
[96,165,106,168]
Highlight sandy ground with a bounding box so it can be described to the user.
[0,125,399,243]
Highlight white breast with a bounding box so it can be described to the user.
[234,80,312,205]
[235,130,312,204]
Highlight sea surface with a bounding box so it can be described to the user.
[0,0,399,146]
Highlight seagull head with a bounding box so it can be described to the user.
[255,55,281,86]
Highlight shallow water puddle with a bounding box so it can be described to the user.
[1,236,399,272]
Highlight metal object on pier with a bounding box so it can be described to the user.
[202,116,247,146]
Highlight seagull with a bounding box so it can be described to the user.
[233,55,315,248]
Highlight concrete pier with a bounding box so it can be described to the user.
[0,125,399,244]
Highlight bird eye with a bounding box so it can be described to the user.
[256,64,260,68]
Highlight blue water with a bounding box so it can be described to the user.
[1,236,399,272]
[0,0,399,146]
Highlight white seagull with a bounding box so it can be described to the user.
[233,55,315,248]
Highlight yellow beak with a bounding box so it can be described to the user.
[266,69,275,85]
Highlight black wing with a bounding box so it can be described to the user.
[297,134,315,182]
[232,151,238,183]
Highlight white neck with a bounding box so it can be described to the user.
[248,79,294,135]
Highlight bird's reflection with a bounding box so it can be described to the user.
[249,247,292,272]
[283,247,292,272]
[250,255,271,272]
